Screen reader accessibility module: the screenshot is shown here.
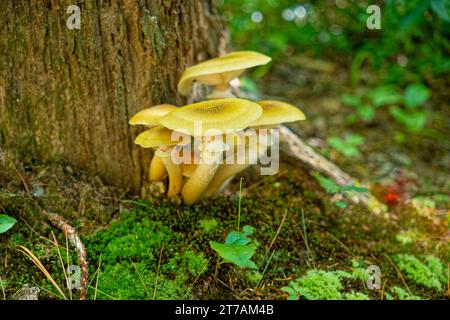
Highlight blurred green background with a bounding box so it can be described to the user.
[217,0,450,84]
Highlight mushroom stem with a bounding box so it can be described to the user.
[149,154,167,181]
[202,163,250,198]
[207,86,236,99]
[156,147,183,198]
[181,138,226,205]
[181,162,221,205]
[202,130,272,198]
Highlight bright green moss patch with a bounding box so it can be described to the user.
[95,262,190,300]
[393,254,445,291]
[282,270,355,300]
[85,206,210,300]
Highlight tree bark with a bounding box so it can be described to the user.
[0,0,227,192]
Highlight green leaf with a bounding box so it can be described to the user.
[327,135,363,158]
[341,94,362,108]
[335,200,348,209]
[312,172,339,194]
[357,105,375,122]
[404,83,431,109]
[399,1,429,31]
[430,0,450,23]
[345,134,365,146]
[210,241,257,269]
[210,225,258,269]
[367,86,403,107]
[0,214,17,234]
[389,106,427,132]
[339,185,369,193]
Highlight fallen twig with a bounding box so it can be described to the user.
[42,211,88,300]
[279,125,386,214]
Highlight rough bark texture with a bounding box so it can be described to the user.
[0,0,227,192]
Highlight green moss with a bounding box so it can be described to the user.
[199,218,219,234]
[85,206,211,300]
[96,262,189,300]
[385,286,422,300]
[164,250,208,277]
[89,218,175,265]
[393,254,444,290]
[425,256,447,284]
[282,270,350,300]
[344,292,370,300]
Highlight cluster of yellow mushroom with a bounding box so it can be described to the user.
[129,51,306,205]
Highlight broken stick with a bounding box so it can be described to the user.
[43,211,89,299]
[279,125,386,214]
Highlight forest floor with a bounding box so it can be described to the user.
[0,57,448,300]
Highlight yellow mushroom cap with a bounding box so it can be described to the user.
[159,98,263,136]
[135,126,181,148]
[250,100,306,127]
[129,104,178,126]
[177,51,272,96]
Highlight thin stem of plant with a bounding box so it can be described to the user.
[17,245,67,300]
[213,253,221,284]
[51,231,72,300]
[256,250,276,290]
[383,253,412,296]
[300,209,315,269]
[237,177,243,231]
[94,254,102,300]
[133,261,150,299]
[153,243,164,300]
[263,209,288,262]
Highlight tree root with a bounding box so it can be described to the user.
[42,211,89,300]
[279,125,387,214]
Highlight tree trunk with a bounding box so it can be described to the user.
[0,0,226,192]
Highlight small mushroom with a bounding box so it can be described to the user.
[130,104,179,181]
[129,104,178,126]
[177,51,271,99]
[159,98,263,136]
[135,126,185,198]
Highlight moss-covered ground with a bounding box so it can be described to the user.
[0,147,448,300]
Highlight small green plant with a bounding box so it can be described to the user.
[312,172,368,209]
[327,134,365,158]
[210,178,258,273]
[0,214,17,234]
[389,83,430,132]
[342,83,431,132]
[341,85,402,123]
[210,225,258,269]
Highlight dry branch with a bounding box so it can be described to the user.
[43,211,89,300]
[279,125,386,214]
